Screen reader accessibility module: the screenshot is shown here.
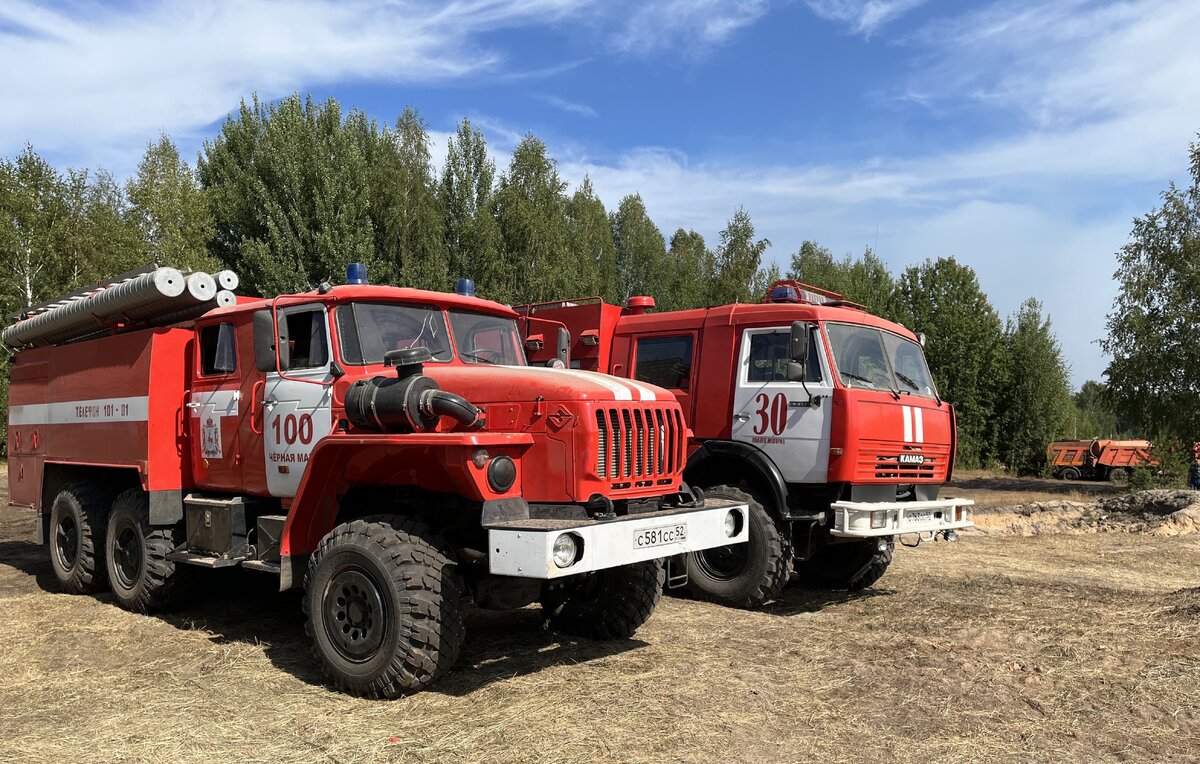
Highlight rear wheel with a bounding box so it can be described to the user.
[48,481,112,594]
[304,516,466,698]
[542,560,664,639]
[105,488,187,613]
[796,537,894,591]
[684,485,791,608]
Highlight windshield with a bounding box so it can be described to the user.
[825,322,937,398]
[336,302,453,364]
[448,311,527,366]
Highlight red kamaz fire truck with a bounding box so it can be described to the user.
[517,280,974,608]
[5,264,747,697]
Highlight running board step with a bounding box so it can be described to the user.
[166,549,246,568]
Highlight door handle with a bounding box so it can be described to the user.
[185,401,202,411]
[262,398,278,409]
[734,413,750,422]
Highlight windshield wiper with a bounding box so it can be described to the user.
[894,371,920,393]
[460,351,498,365]
[841,372,877,387]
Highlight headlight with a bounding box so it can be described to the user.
[724,509,744,538]
[552,533,580,568]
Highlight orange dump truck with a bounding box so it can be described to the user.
[1047,439,1157,482]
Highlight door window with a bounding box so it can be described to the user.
[634,335,693,389]
[199,323,237,376]
[283,310,329,370]
[746,329,823,383]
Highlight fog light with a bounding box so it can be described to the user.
[724,509,744,538]
[871,511,887,529]
[552,533,579,568]
[487,455,517,492]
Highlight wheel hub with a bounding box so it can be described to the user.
[695,544,747,582]
[324,567,387,662]
[54,514,79,571]
[112,523,142,589]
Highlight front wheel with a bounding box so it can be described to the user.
[1108,467,1131,484]
[796,537,894,591]
[542,560,664,639]
[304,517,466,698]
[1058,466,1081,481]
[684,485,791,608]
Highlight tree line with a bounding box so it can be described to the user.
[2,92,1091,472]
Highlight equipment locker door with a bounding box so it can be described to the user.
[189,321,247,491]
[731,326,833,483]
[261,305,335,497]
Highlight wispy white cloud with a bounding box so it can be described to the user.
[805,0,927,36]
[614,0,771,55]
[533,94,598,118]
[0,0,763,169]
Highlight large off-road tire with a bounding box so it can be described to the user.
[542,559,665,639]
[48,481,112,594]
[105,488,187,613]
[796,537,895,591]
[684,485,791,608]
[304,516,466,698]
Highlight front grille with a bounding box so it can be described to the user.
[873,454,937,479]
[855,442,950,481]
[596,405,683,481]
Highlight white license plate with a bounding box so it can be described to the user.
[906,510,934,524]
[634,523,688,550]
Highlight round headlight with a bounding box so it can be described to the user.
[552,533,579,568]
[724,509,744,538]
[487,455,517,493]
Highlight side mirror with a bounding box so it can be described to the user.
[252,310,288,372]
[787,321,809,382]
[555,326,571,368]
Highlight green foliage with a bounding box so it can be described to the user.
[788,242,901,320]
[493,135,576,304]
[710,207,770,305]
[126,135,217,273]
[442,119,502,295]
[199,94,377,295]
[897,257,1006,468]
[565,177,614,300]
[372,108,448,291]
[1061,380,1136,440]
[1102,136,1200,443]
[664,228,715,310]
[994,299,1072,474]
[611,194,667,304]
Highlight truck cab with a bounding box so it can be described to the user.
[517,280,974,608]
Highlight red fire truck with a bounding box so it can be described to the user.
[5,265,747,697]
[517,280,974,608]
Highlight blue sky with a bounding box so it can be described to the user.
[4,0,1200,386]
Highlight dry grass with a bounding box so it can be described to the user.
[2,485,1200,763]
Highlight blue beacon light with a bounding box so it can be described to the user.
[346,262,368,285]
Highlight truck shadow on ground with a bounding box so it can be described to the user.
[758,583,894,617]
[0,539,649,697]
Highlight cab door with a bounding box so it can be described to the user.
[731,326,833,483]
[188,321,246,490]
[261,305,335,497]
